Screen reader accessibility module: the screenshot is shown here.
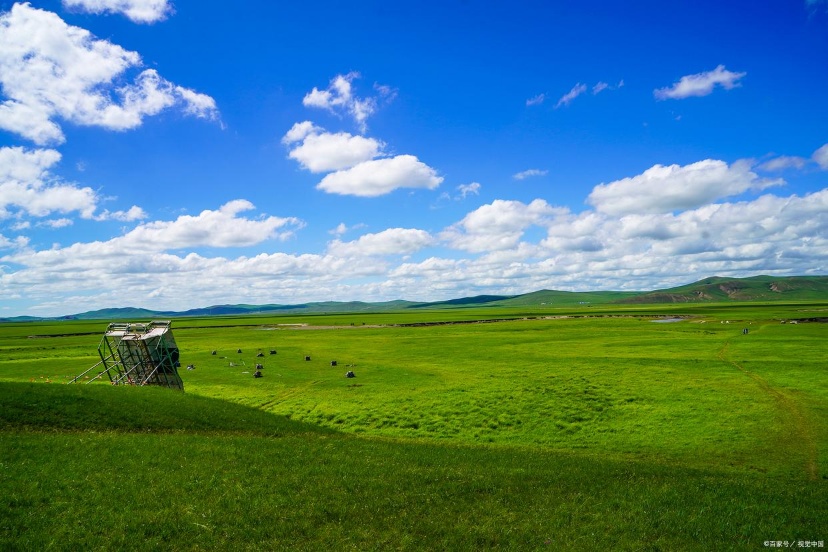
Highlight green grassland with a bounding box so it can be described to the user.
[1,302,827,550]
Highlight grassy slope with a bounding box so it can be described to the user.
[624,275,828,303]
[1,383,825,551]
[1,303,827,549]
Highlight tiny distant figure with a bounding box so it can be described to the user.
[743,328,749,335]
[237,349,243,354]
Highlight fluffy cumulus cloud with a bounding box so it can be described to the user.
[317,155,443,197]
[286,76,441,197]
[0,146,147,225]
[0,3,219,145]
[442,199,564,253]
[1,200,305,310]
[0,146,97,220]
[282,122,383,173]
[327,228,434,257]
[62,0,172,23]
[121,200,302,250]
[302,72,393,133]
[587,159,782,215]
[654,65,746,100]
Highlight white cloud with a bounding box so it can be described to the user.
[0,233,28,250]
[555,83,587,108]
[526,93,545,106]
[457,182,481,199]
[327,228,434,257]
[282,121,323,145]
[328,222,367,237]
[513,169,548,180]
[174,86,220,121]
[4,186,828,316]
[813,143,828,169]
[123,200,302,250]
[62,0,172,23]
[587,159,782,215]
[317,155,443,197]
[40,218,73,228]
[441,199,563,253]
[93,206,147,222]
[303,72,386,133]
[758,156,808,172]
[593,80,623,95]
[284,124,383,173]
[0,146,99,219]
[0,3,218,145]
[0,146,146,224]
[654,65,746,100]
[330,223,349,236]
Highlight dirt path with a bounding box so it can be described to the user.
[717,340,819,480]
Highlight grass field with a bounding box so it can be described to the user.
[1,302,827,549]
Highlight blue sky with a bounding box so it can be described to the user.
[1,0,827,316]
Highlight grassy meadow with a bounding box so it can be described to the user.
[1,302,827,549]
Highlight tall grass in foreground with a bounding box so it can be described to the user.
[1,383,825,551]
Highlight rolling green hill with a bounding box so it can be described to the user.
[4,275,827,322]
[621,275,828,303]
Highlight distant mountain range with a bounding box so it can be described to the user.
[3,275,827,322]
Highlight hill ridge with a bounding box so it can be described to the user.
[3,275,826,321]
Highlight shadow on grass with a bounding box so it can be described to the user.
[0,381,332,436]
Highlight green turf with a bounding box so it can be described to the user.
[1,303,826,549]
